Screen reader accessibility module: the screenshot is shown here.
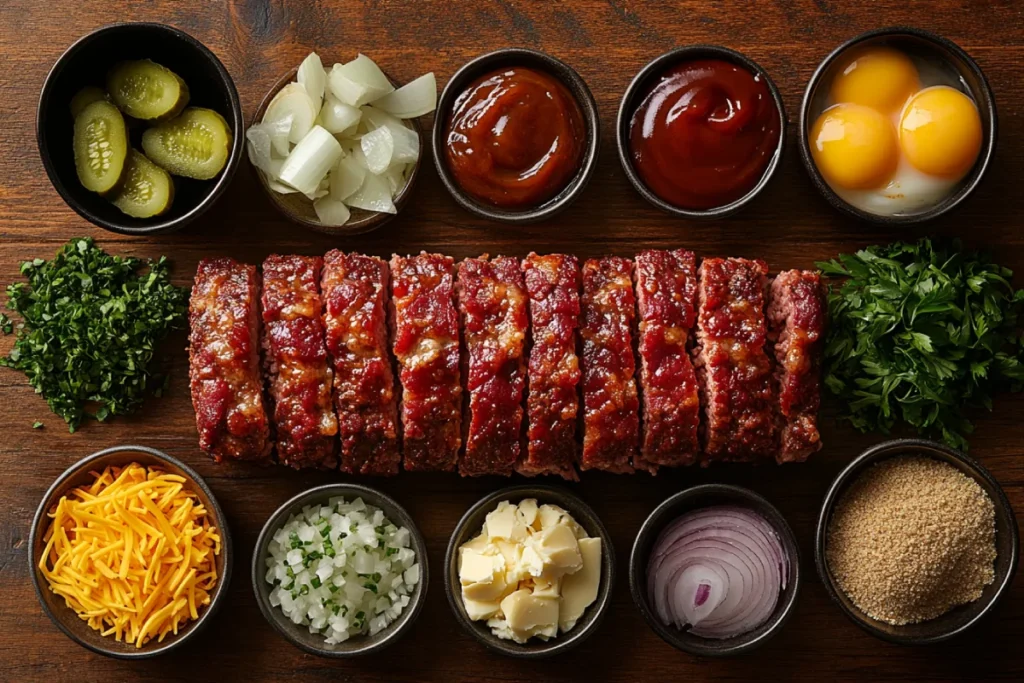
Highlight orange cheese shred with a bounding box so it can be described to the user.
[39,463,221,648]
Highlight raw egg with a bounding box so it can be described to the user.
[810,103,898,190]
[830,47,920,113]
[900,85,982,178]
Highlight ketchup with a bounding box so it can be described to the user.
[444,67,585,210]
[629,60,780,210]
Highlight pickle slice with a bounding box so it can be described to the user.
[142,107,232,180]
[110,149,174,218]
[73,100,128,195]
[107,60,189,120]
[70,86,108,119]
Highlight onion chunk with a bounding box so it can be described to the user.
[278,125,343,196]
[371,72,437,118]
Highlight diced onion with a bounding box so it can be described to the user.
[360,127,394,175]
[297,52,326,109]
[382,163,408,196]
[370,72,437,118]
[265,82,318,145]
[361,106,419,165]
[328,54,394,107]
[330,155,366,202]
[246,114,293,173]
[319,94,362,134]
[344,172,396,214]
[647,506,788,640]
[314,197,351,226]
[278,125,343,196]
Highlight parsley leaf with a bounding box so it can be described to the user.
[818,238,1024,450]
[0,238,187,432]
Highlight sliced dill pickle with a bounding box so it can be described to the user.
[107,60,189,120]
[69,86,108,119]
[141,107,232,180]
[73,100,128,195]
[111,149,174,218]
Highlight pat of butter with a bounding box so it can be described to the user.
[493,539,526,585]
[516,498,539,528]
[500,589,560,642]
[559,537,601,632]
[518,544,546,578]
[460,548,508,602]
[485,501,527,541]
[529,523,583,579]
[531,575,562,599]
[463,597,501,621]
[536,503,567,530]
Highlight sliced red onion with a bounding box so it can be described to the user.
[647,505,788,639]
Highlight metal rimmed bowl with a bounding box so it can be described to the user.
[815,438,1019,645]
[628,484,801,657]
[432,48,600,224]
[798,26,997,225]
[29,445,232,659]
[252,484,429,657]
[250,66,424,235]
[444,484,614,658]
[616,45,786,219]
[36,22,244,235]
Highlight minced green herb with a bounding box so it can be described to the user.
[817,238,1024,450]
[0,238,188,432]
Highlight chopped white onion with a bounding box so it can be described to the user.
[278,125,343,196]
[328,54,394,107]
[330,155,366,202]
[297,52,326,109]
[370,72,437,118]
[360,106,418,166]
[360,126,394,175]
[265,82,317,146]
[344,172,396,214]
[314,197,351,226]
[319,94,362,134]
[382,163,408,196]
[246,114,293,173]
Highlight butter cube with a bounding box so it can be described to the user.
[463,597,501,621]
[516,498,539,528]
[460,548,507,602]
[559,537,601,632]
[485,501,527,541]
[493,539,526,585]
[518,544,546,578]
[531,575,562,599]
[530,524,583,579]
[536,503,566,530]
[500,589,560,642]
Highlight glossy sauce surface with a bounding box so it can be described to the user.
[444,66,585,209]
[629,59,781,210]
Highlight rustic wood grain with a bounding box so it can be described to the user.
[2,1,1023,681]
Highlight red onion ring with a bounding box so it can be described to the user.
[647,505,788,639]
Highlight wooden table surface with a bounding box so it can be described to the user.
[2,1,1023,681]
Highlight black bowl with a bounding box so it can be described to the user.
[252,484,429,657]
[616,45,786,219]
[37,22,244,235]
[444,485,615,658]
[815,438,1019,644]
[629,484,801,657]
[29,445,232,659]
[798,26,996,225]
[432,48,600,224]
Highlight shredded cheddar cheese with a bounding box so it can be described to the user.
[39,463,222,648]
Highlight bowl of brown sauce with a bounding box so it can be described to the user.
[433,48,599,224]
[617,46,786,219]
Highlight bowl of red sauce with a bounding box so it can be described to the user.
[617,46,786,218]
[433,48,599,223]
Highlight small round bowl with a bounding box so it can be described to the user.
[444,485,615,658]
[799,26,997,225]
[616,45,786,219]
[250,67,424,236]
[252,484,429,657]
[29,445,232,659]
[37,22,244,235]
[815,438,1019,645]
[432,48,600,224]
[629,484,801,657]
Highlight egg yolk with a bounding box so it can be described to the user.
[830,47,920,113]
[899,86,982,179]
[811,103,898,190]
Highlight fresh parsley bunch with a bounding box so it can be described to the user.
[0,238,188,432]
[817,238,1024,450]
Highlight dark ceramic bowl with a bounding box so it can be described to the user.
[616,45,786,219]
[37,22,244,235]
[799,27,996,225]
[252,484,429,657]
[432,48,600,224]
[250,66,424,235]
[29,445,232,659]
[444,485,615,658]
[815,438,1019,645]
[629,484,801,657]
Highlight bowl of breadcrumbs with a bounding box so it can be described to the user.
[815,438,1018,645]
